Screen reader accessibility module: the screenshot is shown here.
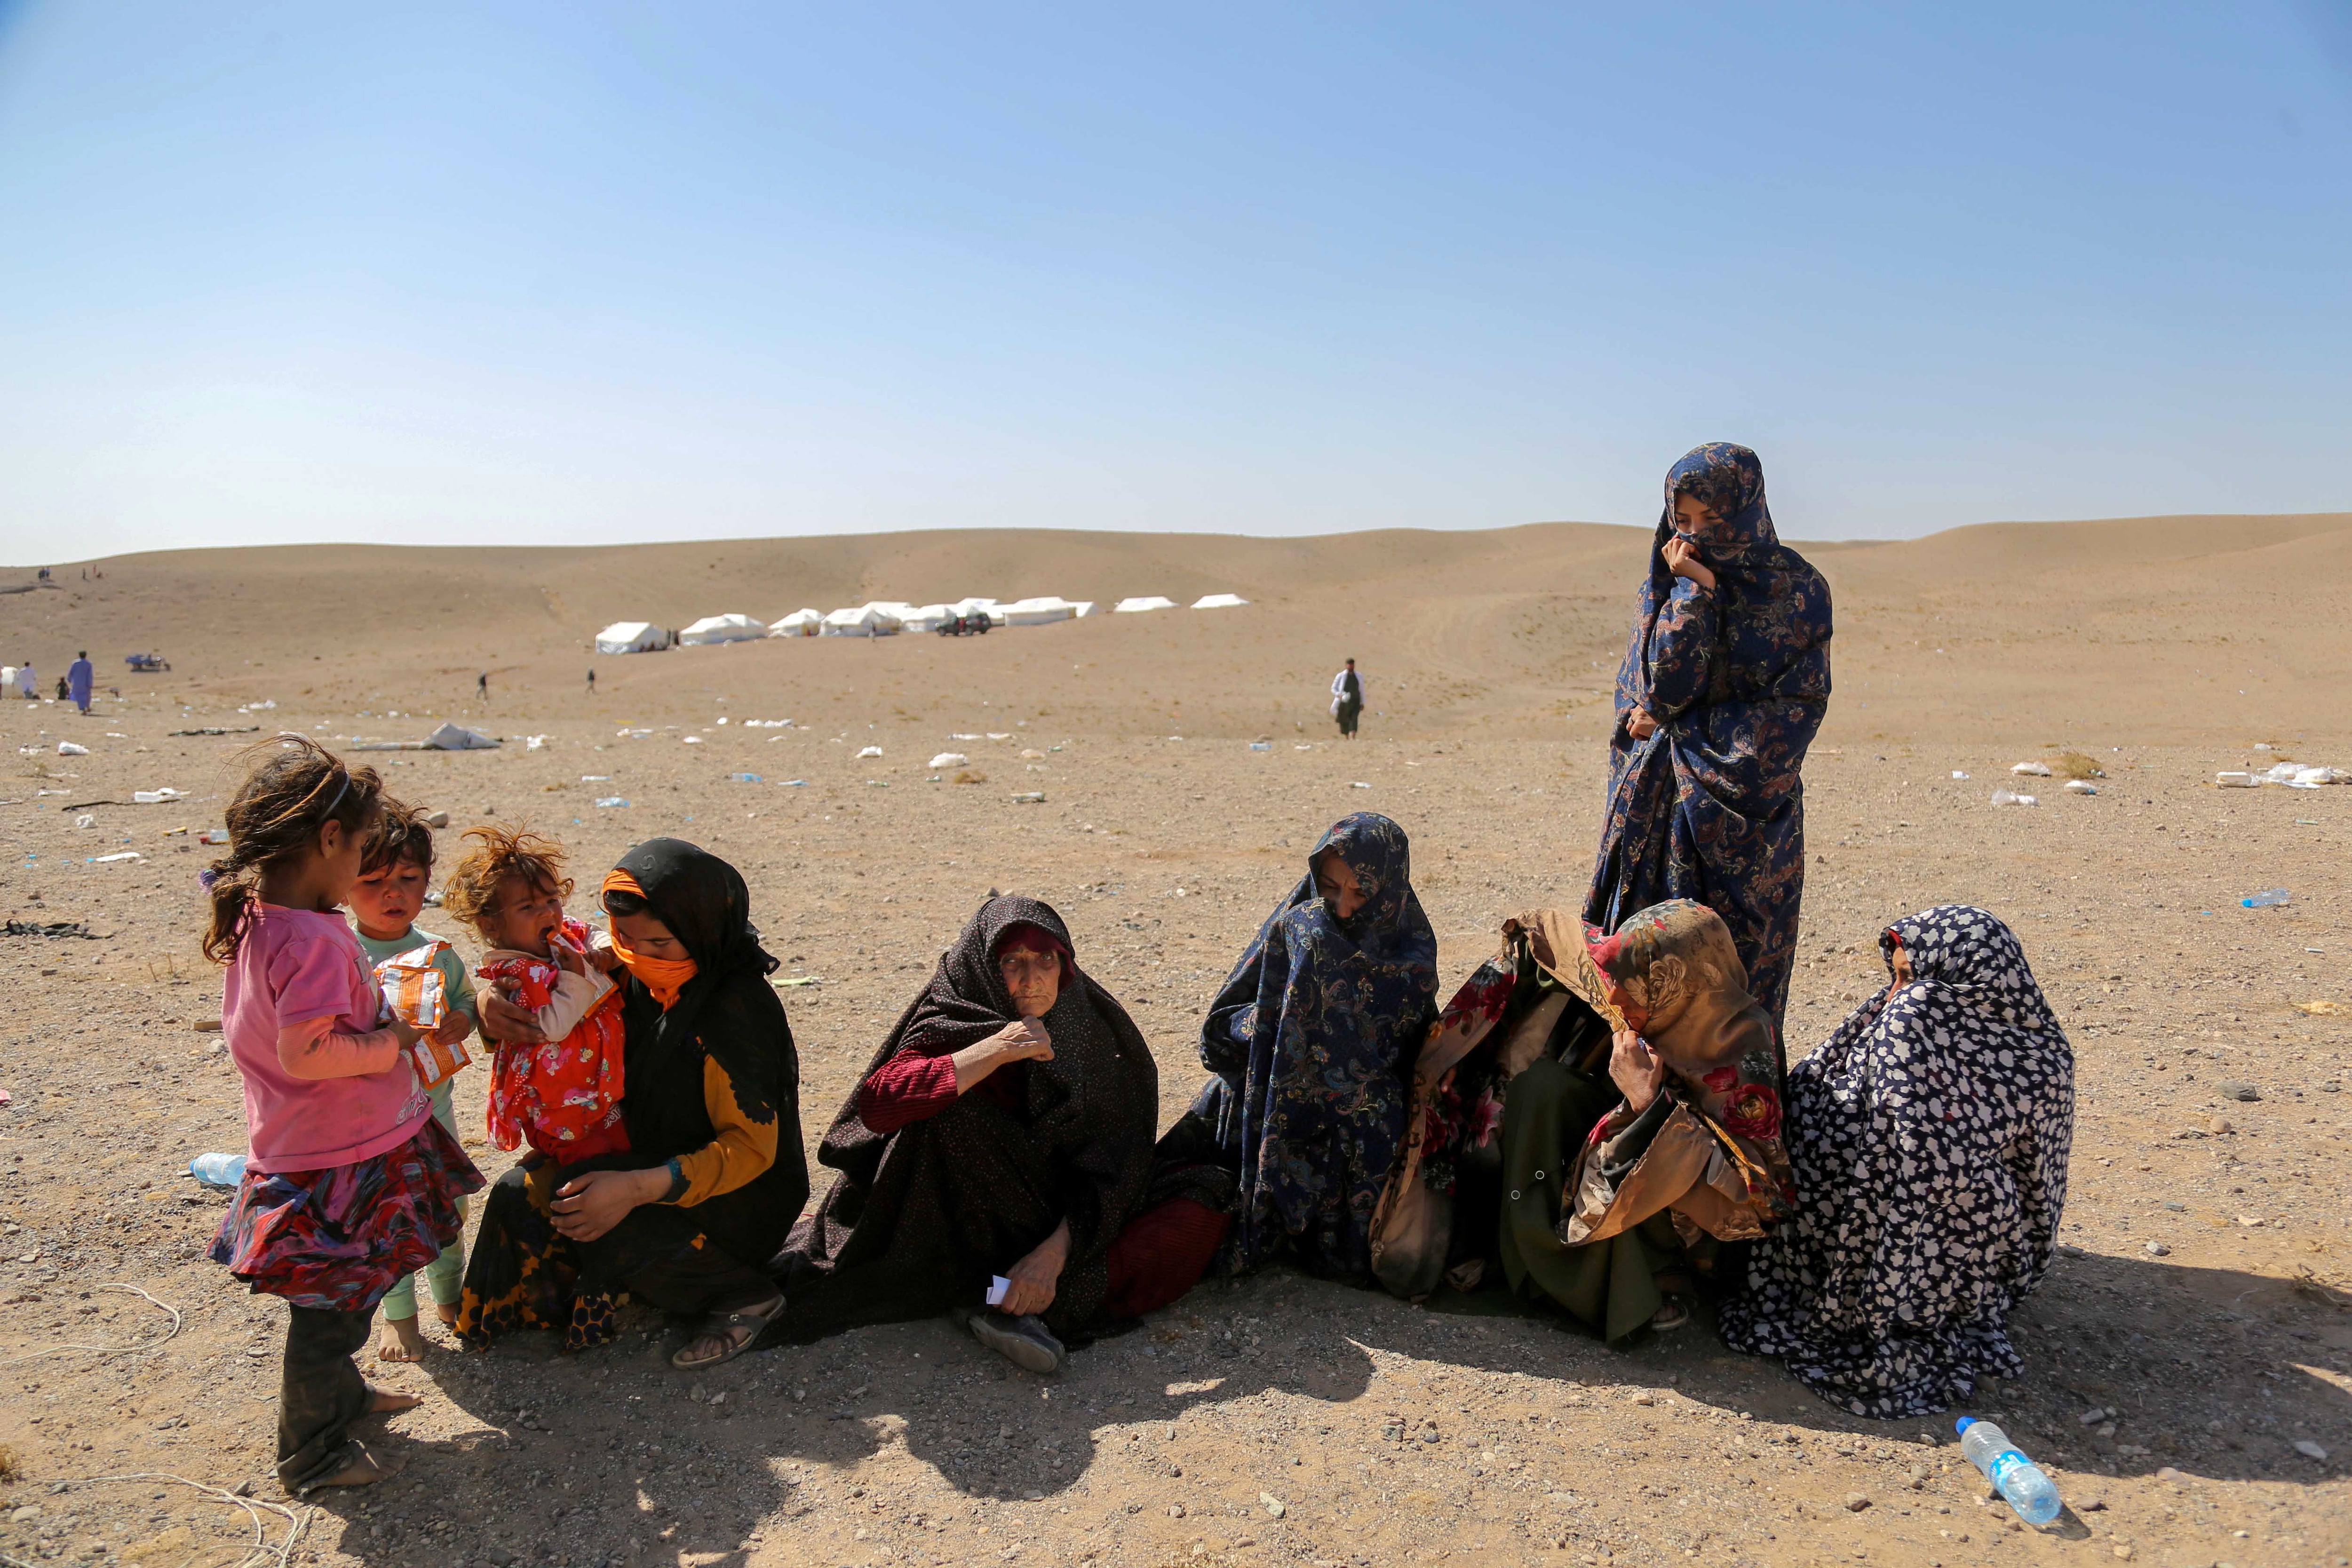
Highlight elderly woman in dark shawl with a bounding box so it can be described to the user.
[779,896,1215,1373]
[458,839,808,1370]
[1587,442,1832,1032]
[1720,906,2073,1417]
[1185,813,1439,1281]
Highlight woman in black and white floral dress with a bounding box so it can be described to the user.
[1718,905,2074,1418]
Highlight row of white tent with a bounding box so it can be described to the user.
[595,593,1247,652]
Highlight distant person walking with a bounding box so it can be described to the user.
[476,671,488,699]
[586,668,596,694]
[1583,443,1832,1034]
[14,661,33,700]
[1329,659,1364,740]
[67,651,93,714]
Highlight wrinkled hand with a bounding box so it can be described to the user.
[550,1167,662,1243]
[478,981,548,1046]
[1608,1028,1665,1114]
[999,1219,1070,1318]
[953,1017,1054,1093]
[1626,708,1659,742]
[1663,536,1717,591]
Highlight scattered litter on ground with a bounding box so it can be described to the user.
[1018,748,1046,761]
[779,779,806,787]
[72,814,95,829]
[422,810,449,828]
[682,735,703,745]
[198,828,227,844]
[732,772,762,783]
[2009,761,2051,777]
[131,788,187,804]
[526,734,549,750]
[774,976,822,988]
[930,753,969,770]
[189,1153,246,1188]
[1990,789,2039,807]
[2216,771,2256,787]
[89,852,143,864]
[1010,792,1046,804]
[594,796,631,808]
[56,741,88,756]
[1352,781,1372,789]
[1251,741,1273,752]
[858,745,883,758]
[166,726,259,738]
[2064,780,2098,795]
[2240,888,2289,908]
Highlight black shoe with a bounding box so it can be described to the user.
[969,1311,1065,1374]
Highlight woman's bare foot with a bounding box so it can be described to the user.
[365,1384,423,1415]
[305,1441,404,1492]
[375,1314,428,1362]
[434,1301,460,1328]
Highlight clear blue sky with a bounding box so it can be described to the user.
[1,1,2347,560]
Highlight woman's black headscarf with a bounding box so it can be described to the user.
[607,838,806,1269]
[779,895,1158,1339]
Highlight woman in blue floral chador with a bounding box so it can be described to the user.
[1586,443,1832,1038]
[1181,813,1439,1282]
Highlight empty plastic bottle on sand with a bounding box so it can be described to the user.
[189,1152,247,1188]
[2240,888,2290,908]
[1955,1417,2061,1525]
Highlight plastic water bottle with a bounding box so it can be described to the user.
[1956,1417,2061,1525]
[188,1152,247,1188]
[2240,888,2290,908]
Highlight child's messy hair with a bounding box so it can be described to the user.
[442,825,573,939]
[361,797,437,878]
[203,736,383,964]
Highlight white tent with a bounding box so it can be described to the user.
[424,722,500,751]
[679,613,767,645]
[1000,596,1077,626]
[1112,596,1176,613]
[1191,593,1249,610]
[770,608,824,637]
[594,621,671,654]
[897,604,957,633]
[1070,601,1097,618]
[822,605,903,637]
[949,597,1002,626]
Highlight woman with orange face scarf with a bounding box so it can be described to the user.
[458,838,807,1370]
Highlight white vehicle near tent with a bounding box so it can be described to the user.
[999,596,1078,626]
[594,621,672,654]
[822,605,903,637]
[1112,596,1177,613]
[1192,593,1249,610]
[679,613,768,645]
[770,609,825,637]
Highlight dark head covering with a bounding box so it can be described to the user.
[782,895,1159,1339]
[606,839,804,1266]
[1196,812,1440,1278]
[1586,444,1832,1027]
[1720,905,2074,1417]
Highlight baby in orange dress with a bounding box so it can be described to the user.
[441,827,629,1164]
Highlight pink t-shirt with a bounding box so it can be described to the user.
[223,903,430,1174]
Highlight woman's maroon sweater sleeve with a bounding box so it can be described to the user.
[856,1048,961,1133]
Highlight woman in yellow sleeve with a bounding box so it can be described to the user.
[457,839,807,1370]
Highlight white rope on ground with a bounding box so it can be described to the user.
[59,1472,312,1568]
[0,1282,183,1364]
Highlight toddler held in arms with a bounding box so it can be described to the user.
[441,826,629,1172]
[347,799,481,1362]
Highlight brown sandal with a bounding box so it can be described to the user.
[671,1294,784,1370]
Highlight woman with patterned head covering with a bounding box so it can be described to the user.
[1586,442,1833,1035]
[1184,813,1440,1281]
[776,895,1214,1373]
[1720,906,2074,1417]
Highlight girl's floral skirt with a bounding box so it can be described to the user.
[209,1118,485,1313]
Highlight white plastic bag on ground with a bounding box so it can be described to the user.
[858,745,883,759]
[2216,772,2256,788]
[929,752,969,769]
[1990,788,2040,807]
[2064,780,2097,795]
[57,741,88,756]
[2010,761,2051,777]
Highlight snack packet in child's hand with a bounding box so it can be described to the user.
[375,942,470,1089]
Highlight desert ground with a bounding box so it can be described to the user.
[1,512,2348,1568]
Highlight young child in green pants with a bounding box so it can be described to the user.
[346,799,479,1361]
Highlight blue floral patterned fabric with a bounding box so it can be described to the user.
[1192,812,1439,1279]
[1584,443,1832,1034]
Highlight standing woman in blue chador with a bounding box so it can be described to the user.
[1585,443,1832,1038]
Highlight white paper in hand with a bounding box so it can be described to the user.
[986,1275,1012,1307]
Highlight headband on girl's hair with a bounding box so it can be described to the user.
[318,769,351,820]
